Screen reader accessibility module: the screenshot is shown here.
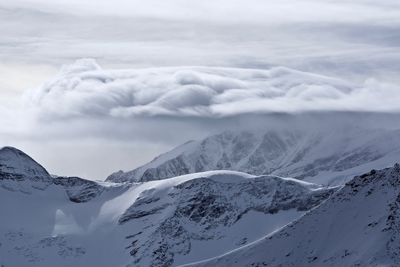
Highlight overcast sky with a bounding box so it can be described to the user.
[0,0,399,180]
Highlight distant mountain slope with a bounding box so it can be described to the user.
[0,146,106,202]
[0,147,335,267]
[185,164,400,267]
[107,127,400,185]
[0,146,50,180]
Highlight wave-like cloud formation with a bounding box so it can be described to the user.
[25,59,400,119]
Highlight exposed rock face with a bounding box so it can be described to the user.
[106,128,400,185]
[0,148,336,267]
[188,164,400,267]
[0,146,104,202]
[0,147,50,181]
[52,177,105,203]
[2,146,399,267]
[119,172,336,266]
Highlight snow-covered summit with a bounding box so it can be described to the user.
[0,148,336,267]
[0,146,109,202]
[107,127,400,185]
[186,163,400,267]
[2,146,400,267]
[0,146,50,180]
[116,170,335,266]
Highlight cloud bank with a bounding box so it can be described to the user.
[25,59,400,120]
[1,0,400,88]
[1,0,399,180]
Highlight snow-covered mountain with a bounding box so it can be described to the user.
[188,163,400,267]
[117,171,336,266]
[0,146,49,180]
[0,147,335,267]
[107,127,400,185]
[0,146,106,202]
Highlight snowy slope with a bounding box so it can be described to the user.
[185,164,400,267]
[0,147,335,267]
[116,171,335,266]
[0,146,107,202]
[107,127,400,185]
[0,146,49,180]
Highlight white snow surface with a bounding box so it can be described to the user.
[107,126,400,186]
[185,164,400,267]
[0,149,335,267]
[0,147,49,178]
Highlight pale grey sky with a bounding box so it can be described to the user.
[0,0,399,180]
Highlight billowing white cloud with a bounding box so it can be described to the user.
[24,59,400,120]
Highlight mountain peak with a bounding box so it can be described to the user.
[0,146,50,179]
[106,127,400,185]
[188,164,400,267]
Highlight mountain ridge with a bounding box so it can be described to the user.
[106,127,400,185]
[0,147,336,267]
[0,146,50,180]
[184,164,400,267]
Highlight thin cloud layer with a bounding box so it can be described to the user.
[25,59,400,120]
